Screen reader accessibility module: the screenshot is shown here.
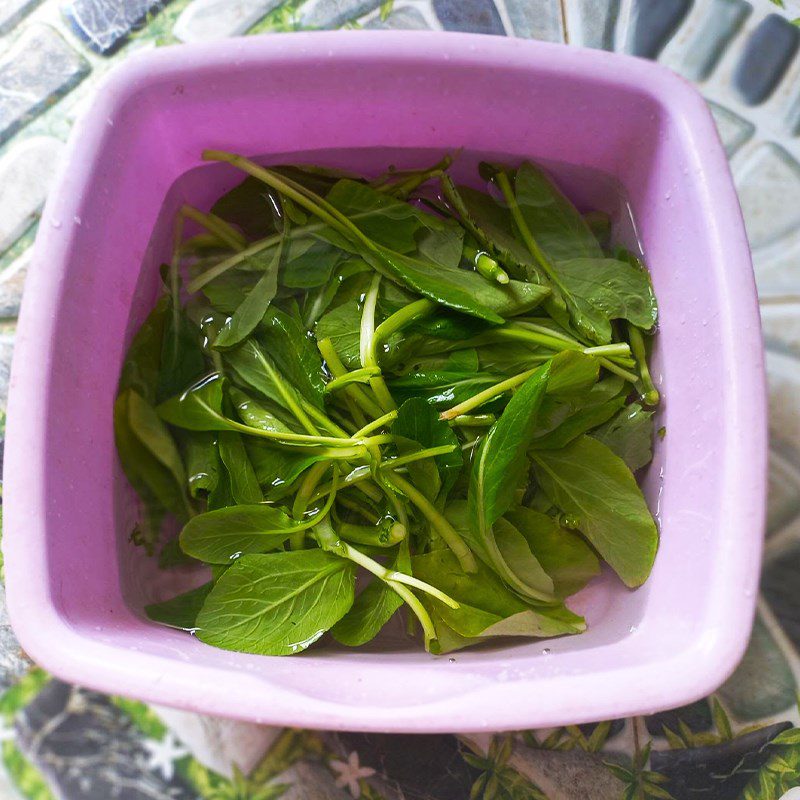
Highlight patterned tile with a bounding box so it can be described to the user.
[62,0,175,53]
[625,0,693,59]
[733,13,800,105]
[718,614,798,720]
[0,24,88,145]
[432,0,505,34]
[173,0,284,41]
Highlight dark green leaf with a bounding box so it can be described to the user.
[244,438,325,496]
[412,549,583,639]
[213,243,282,349]
[195,550,356,655]
[157,373,238,433]
[554,257,658,336]
[229,386,297,434]
[119,296,169,402]
[468,362,556,601]
[592,402,655,472]
[361,247,549,324]
[532,396,626,450]
[200,268,260,315]
[157,300,207,402]
[505,507,600,597]
[442,179,534,276]
[211,176,276,239]
[326,179,425,253]
[257,306,325,407]
[282,238,343,288]
[547,351,599,398]
[416,220,464,268]
[114,388,190,521]
[146,582,213,630]
[180,431,220,498]
[315,298,363,368]
[531,435,658,587]
[514,162,603,263]
[158,538,195,568]
[394,398,462,498]
[330,575,403,647]
[218,431,262,505]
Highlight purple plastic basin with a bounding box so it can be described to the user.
[3,32,766,732]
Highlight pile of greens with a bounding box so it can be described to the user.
[115,150,661,656]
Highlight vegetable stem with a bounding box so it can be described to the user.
[291,461,332,549]
[317,338,384,421]
[495,171,565,293]
[386,473,477,573]
[627,323,660,405]
[187,234,279,293]
[464,244,509,284]
[324,367,381,393]
[352,410,397,439]
[440,367,538,421]
[180,205,247,252]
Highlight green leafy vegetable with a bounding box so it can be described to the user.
[118,151,661,657]
[531,436,658,587]
[195,550,356,655]
[592,402,655,471]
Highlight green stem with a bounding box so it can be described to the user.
[338,519,406,548]
[464,244,509,284]
[360,274,396,412]
[300,398,351,438]
[221,417,369,448]
[310,465,372,502]
[290,461,332,549]
[627,323,660,405]
[495,171,565,294]
[381,444,456,470]
[439,367,538,421]
[336,539,458,609]
[314,519,438,646]
[324,367,381,393]
[372,298,437,353]
[260,357,320,436]
[318,338,385,420]
[336,494,381,525]
[203,150,371,253]
[386,473,477,573]
[187,234,279,293]
[598,357,639,384]
[352,410,397,439]
[180,204,247,252]
[450,414,497,427]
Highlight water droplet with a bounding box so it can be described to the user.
[73,215,82,225]
[629,625,638,633]
[106,117,114,127]
[665,191,672,200]
[51,219,62,229]
[448,657,456,663]
[541,648,551,655]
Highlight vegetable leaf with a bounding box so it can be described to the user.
[146,582,213,630]
[531,435,658,587]
[592,402,655,471]
[413,550,583,639]
[180,504,304,563]
[505,507,600,597]
[467,363,556,601]
[394,397,462,499]
[195,550,356,655]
